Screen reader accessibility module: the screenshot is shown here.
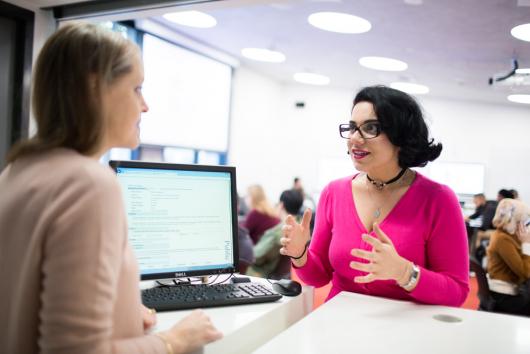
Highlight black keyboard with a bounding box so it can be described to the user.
[141,282,282,311]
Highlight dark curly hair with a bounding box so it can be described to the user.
[353,85,442,168]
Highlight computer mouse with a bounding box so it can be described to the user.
[272,279,302,297]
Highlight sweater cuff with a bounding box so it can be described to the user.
[522,243,530,256]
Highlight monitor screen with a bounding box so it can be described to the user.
[109,160,239,280]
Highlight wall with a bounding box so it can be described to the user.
[420,97,530,202]
[229,67,356,202]
[0,17,16,167]
[229,67,530,204]
[3,0,55,136]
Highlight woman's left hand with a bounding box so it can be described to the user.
[142,304,157,332]
[350,222,410,284]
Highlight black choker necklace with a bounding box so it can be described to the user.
[367,168,407,191]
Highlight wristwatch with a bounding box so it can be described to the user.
[401,263,420,291]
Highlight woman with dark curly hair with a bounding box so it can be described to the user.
[280,85,469,306]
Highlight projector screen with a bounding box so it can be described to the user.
[140,34,232,151]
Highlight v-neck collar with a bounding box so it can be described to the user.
[349,172,419,234]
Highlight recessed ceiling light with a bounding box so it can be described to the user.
[507,94,530,104]
[293,72,330,85]
[308,12,371,34]
[516,68,530,74]
[390,82,429,95]
[510,23,530,42]
[163,11,217,28]
[241,48,286,63]
[359,56,408,71]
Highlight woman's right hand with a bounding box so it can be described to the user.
[517,221,530,243]
[280,208,312,265]
[164,309,222,353]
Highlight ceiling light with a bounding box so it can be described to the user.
[516,68,530,74]
[293,72,330,85]
[507,94,530,104]
[390,82,429,95]
[163,11,217,28]
[241,48,286,63]
[308,12,371,34]
[510,23,530,42]
[359,56,408,71]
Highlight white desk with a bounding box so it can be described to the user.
[254,292,530,354]
[146,277,313,354]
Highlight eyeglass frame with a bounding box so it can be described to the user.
[339,120,382,140]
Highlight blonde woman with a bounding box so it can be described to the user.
[0,23,221,354]
[244,185,280,244]
[487,198,530,315]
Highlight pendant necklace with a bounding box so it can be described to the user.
[366,168,409,219]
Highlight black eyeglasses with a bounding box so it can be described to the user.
[339,121,381,140]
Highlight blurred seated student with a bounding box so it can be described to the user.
[237,192,249,222]
[498,188,515,202]
[482,189,514,231]
[237,225,255,274]
[465,193,487,245]
[474,189,516,260]
[487,198,530,316]
[293,177,316,233]
[247,189,304,279]
[0,23,221,354]
[293,177,316,211]
[465,193,487,224]
[236,194,254,274]
[243,184,280,244]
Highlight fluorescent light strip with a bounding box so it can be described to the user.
[511,23,530,42]
[507,94,530,104]
[163,11,217,28]
[516,68,530,74]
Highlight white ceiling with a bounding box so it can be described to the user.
[154,0,530,105]
[35,0,530,105]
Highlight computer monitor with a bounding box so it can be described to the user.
[109,160,239,280]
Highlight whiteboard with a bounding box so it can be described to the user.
[422,161,485,195]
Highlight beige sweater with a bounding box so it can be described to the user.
[0,149,165,354]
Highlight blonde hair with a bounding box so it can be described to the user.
[492,198,530,235]
[247,185,277,218]
[7,22,138,163]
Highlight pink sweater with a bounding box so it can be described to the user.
[295,173,469,307]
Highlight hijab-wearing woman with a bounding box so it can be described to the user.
[487,198,530,316]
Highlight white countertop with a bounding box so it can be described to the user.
[253,291,530,354]
[144,276,314,354]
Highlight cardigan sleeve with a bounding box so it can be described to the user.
[294,185,334,287]
[408,185,470,307]
[495,238,530,281]
[38,169,165,354]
